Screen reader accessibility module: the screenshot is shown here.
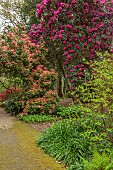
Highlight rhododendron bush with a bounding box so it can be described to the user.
[29,0,113,91]
[0,26,58,115]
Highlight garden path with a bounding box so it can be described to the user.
[0,107,66,170]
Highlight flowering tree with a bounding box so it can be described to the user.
[0,25,58,115]
[29,0,113,91]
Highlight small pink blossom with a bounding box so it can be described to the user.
[67,55,71,60]
[72,0,76,5]
[66,75,71,78]
[71,86,75,91]
[68,15,73,19]
[88,38,92,42]
[70,69,74,73]
[73,66,77,69]
[64,51,68,56]
[64,62,67,65]
[90,49,95,53]
[69,50,75,53]
[64,47,67,51]
[59,34,63,38]
[68,44,72,48]
[66,24,72,30]
[77,72,82,77]
[60,30,64,33]
[63,40,67,44]
[84,43,87,47]
[76,44,80,50]
[70,79,74,83]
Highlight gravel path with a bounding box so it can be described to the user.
[0,107,66,170]
[0,107,15,129]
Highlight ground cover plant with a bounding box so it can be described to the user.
[18,104,85,123]
[18,114,58,123]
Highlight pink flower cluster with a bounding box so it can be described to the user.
[29,0,113,89]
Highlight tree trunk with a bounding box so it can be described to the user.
[57,71,63,98]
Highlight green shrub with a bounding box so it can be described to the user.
[37,113,113,170]
[5,97,24,115]
[18,114,58,123]
[38,120,93,169]
[55,104,85,118]
[71,54,113,145]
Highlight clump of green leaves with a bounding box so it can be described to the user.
[55,104,84,118]
[37,112,113,170]
[37,120,93,169]
[18,114,58,123]
[84,150,113,170]
[5,96,23,115]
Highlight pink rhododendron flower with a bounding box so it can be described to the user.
[64,51,68,56]
[70,79,74,83]
[77,72,82,77]
[71,86,75,91]
[70,69,74,73]
[64,47,67,50]
[73,66,77,69]
[63,40,67,44]
[69,50,75,53]
[67,55,71,60]
[66,75,71,78]
[76,44,80,50]
[66,24,72,30]
[68,44,72,48]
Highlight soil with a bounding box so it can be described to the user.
[30,122,53,133]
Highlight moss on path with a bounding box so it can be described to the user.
[0,109,66,170]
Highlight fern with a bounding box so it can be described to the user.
[84,150,113,170]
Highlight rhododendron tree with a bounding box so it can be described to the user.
[29,0,113,91]
[0,25,58,115]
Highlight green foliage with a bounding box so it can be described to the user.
[74,53,113,110]
[84,150,113,170]
[0,77,12,93]
[38,120,93,169]
[5,97,23,115]
[37,111,113,170]
[20,0,41,31]
[72,53,113,144]
[0,85,5,93]
[18,114,58,123]
[0,0,40,30]
[55,104,84,118]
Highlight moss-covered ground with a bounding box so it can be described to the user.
[0,108,66,170]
